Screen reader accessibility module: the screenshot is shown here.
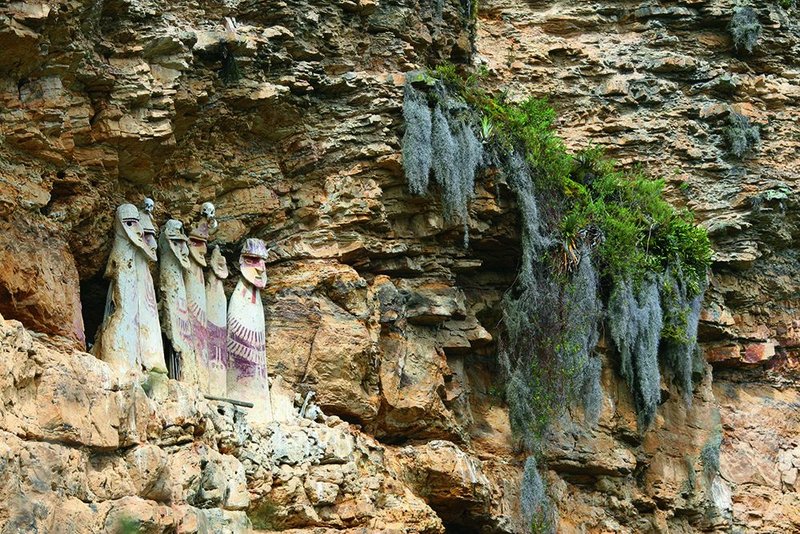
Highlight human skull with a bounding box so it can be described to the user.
[200,202,216,219]
[142,197,155,214]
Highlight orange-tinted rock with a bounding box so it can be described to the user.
[743,341,776,364]
[715,382,800,532]
[0,215,84,347]
[705,344,742,364]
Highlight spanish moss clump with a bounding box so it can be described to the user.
[500,284,556,451]
[729,6,762,54]
[450,118,483,246]
[701,429,722,480]
[499,154,602,448]
[506,152,550,287]
[521,457,554,534]
[725,111,760,159]
[402,84,433,195]
[662,270,706,405]
[430,102,483,245]
[500,243,602,447]
[608,277,664,429]
[401,81,483,246]
[404,66,711,445]
[566,251,602,369]
[569,252,603,425]
[431,105,458,198]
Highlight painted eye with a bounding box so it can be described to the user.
[126,221,133,226]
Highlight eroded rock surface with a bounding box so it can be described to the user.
[0,0,799,532]
[476,1,799,531]
[0,314,453,533]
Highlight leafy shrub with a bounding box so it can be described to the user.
[729,7,762,54]
[563,149,711,295]
[725,111,760,159]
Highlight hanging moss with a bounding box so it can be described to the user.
[499,246,602,447]
[725,111,760,159]
[400,65,712,445]
[402,84,433,195]
[661,270,705,405]
[700,429,722,481]
[729,6,762,54]
[521,457,555,534]
[578,355,603,426]
[608,277,664,429]
[449,117,483,246]
[431,105,459,196]
[401,80,484,246]
[506,151,550,287]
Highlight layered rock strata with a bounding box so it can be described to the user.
[0,0,798,532]
[476,1,799,531]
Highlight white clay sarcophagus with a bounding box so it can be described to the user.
[185,220,210,392]
[206,245,229,397]
[93,204,157,376]
[227,238,272,424]
[137,198,166,374]
[158,219,198,384]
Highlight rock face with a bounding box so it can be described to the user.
[0,314,447,533]
[0,0,798,532]
[476,1,799,531]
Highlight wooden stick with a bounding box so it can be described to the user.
[204,394,254,408]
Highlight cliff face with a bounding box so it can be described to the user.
[0,0,798,533]
[476,1,799,531]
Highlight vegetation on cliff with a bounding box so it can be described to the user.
[401,66,712,434]
[401,67,712,532]
[729,6,762,55]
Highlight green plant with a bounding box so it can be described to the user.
[249,500,282,530]
[701,428,722,480]
[481,115,494,140]
[401,67,711,445]
[521,457,555,534]
[117,517,140,534]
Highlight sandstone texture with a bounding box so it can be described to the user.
[0,0,798,532]
[476,1,799,531]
